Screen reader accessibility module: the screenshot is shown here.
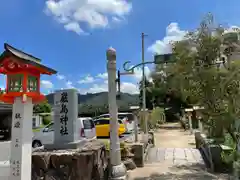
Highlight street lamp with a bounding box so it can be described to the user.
[118,53,176,140]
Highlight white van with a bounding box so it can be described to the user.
[32,117,96,148]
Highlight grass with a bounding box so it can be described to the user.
[99,139,126,151]
[32,125,44,132]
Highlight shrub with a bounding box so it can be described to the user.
[103,141,126,151]
[150,107,165,126]
[137,108,165,130]
[42,115,51,125]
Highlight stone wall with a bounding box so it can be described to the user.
[31,139,108,180]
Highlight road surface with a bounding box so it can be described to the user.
[0,141,10,161]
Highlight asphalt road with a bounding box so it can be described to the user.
[0,141,10,161]
[0,141,10,179]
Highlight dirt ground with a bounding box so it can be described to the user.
[154,128,195,148]
[128,123,230,180]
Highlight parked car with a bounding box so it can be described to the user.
[32,117,96,148]
[94,112,135,133]
[93,118,126,137]
[117,113,135,133]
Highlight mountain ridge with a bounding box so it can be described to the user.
[46,92,139,107]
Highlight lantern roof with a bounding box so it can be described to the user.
[0,43,57,74]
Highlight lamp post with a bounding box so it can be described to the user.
[119,53,176,140]
[106,47,127,180]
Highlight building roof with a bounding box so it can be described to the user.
[0,43,57,74]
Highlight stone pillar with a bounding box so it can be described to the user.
[106,47,127,180]
[9,97,33,180]
[45,89,83,150]
[189,114,193,134]
[134,113,138,142]
[199,119,203,132]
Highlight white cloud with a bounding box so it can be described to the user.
[224,26,240,34]
[148,22,187,54]
[45,0,132,34]
[112,16,122,23]
[79,80,139,94]
[41,80,54,89]
[121,82,138,94]
[133,66,152,82]
[56,74,65,80]
[97,72,108,79]
[66,81,75,88]
[148,23,240,55]
[64,21,84,35]
[78,75,95,84]
[56,73,76,89]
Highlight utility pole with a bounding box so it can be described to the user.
[141,32,148,138]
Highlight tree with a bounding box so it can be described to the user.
[139,77,153,110]
[33,100,51,114]
[149,13,240,138]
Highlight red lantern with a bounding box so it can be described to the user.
[0,43,57,104]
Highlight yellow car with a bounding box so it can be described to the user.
[94,118,126,137]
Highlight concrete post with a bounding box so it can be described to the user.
[199,119,203,132]
[189,114,193,134]
[9,97,33,180]
[134,113,138,142]
[106,47,127,180]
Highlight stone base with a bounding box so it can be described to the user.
[44,140,87,150]
[132,143,144,167]
[32,139,108,180]
[148,130,155,146]
[110,163,128,180]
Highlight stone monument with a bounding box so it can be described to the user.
[45,89,86,150]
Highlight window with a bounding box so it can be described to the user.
[99,114,109,119]
[118,115,126,119]
[126,113,134,121]
[45,122,54,131]
[8,74,23,92]
[94,119,109,125]
[27,75,38,92]
[83,119,95,129]
[90,120,95,128]
[32,118,36,127]
[118,120,123,124]
[118,113,134,122]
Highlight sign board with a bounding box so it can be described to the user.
[185,108,193,112]
[154,53,176,64]
[193,106,205,110]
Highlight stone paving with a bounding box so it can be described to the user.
[146,147,204,165]
[128,124,230,180]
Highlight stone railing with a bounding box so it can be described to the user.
[32,139,108,180]
[195,131,233,173]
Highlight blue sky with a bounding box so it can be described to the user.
[0,0,240,95]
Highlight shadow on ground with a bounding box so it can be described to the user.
[188,142,196,146]
[132,163,230,180]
